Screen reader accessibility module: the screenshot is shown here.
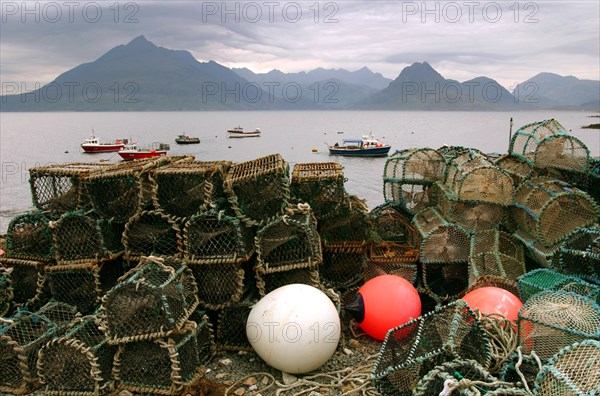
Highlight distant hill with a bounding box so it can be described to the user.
[513,72,600,110]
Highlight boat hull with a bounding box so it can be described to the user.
[118,151,167,161]
[175,139,200,144]
[328,147,391,157]
[227,132,261,138]
[81,144,124,153]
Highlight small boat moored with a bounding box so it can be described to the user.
[117,142,170,161]
[81,131,127,153]
[328,133,391,157]
[227,126,261,138]
[175,134,200,144]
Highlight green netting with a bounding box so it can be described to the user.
[588,157,600,205]
[558,227,600,278]
[438,146,485,161]
[255,205,322,273]
[0,301,78,395]
[113,320,203,395]
[151,160,232,218]
[6,211,54,261]
[98,256,199,344]
[509,119,590,172]
[384,148,446,184]
[412,207,470,264]
[469,230,526,286]
[319,195,373,251]
[123,210,182,261]
[513,230,560,269]
[511,177,599,247]
[255,266,321,297]
[444,150,514,205]
[372,300,491,396]
[29,162,109,215]
[320,249,367,289]
[290,162,347,220]
[187,261,245,310]
[493,154,534,187]
[533,340,600,395]
[517,290,600,359]
[37,315,117,395]
[1,267,14,317]
[215,298,255,352]
[50,211,107,265]
[183,209,255,265]
[224,154,290,227]
[383,180,437,215]
[517,268,600,305]
[46,261,103,315]
[0,258,47,308]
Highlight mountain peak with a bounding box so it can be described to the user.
[125,35,157,50]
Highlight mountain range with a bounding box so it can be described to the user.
[1,35,598,111]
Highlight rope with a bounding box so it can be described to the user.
[514,347,541,395]
[477,311,519,374]
[439,377,519,396]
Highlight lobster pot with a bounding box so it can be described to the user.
[367,243,418,284]
[558,227,600,277]
[415,359,529,396]
[422,261,469,302]
[320,248,367,289]
[511,177,599,247]
[412,207,470,264]
[533,340,600,396]
[0,301,78,395]
[372,300,491,396]
[29,162,109,215]
[0,267,12,317]
[384,148,446,183]
[468,230,526,285]
[98,256,199,344]
[6,211,54,261]
[224,154,290,227]
[588,157,600,204]
[370,202,421,245]
[86,157,175,223]
[46,261,104,314]
[188,310,216,364]
[493,154,534,187]
[438,145,485,161]
[517,268,600,304]
[50,211,107,265]
[0,257,46,308]
[188,262,245,310]
[255,207,322,273]
[215,299,255,351]
[436,182,505,233]
[255,266,321,297]
[383,181,437,215]
[38,315,117,396]
[517,290,600,359]
[513,230,560,268]
[113,321,202,395]
[444,151,514,205]
[98,219,126,256]
[509,119,590,172]
[290,162,347,220]
[319,195,372,250]
[183,210,255,265]
[123,210,182,262]
[501,351,544,392]
[151,160,232,218]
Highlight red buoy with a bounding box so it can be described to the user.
[462,286,523,324]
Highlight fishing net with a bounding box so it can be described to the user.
[513,229,560,268]
[493,154,534,187]
[6,211,54,261]
[188,309,216,364]
[517,290,600,359]
[366,242,419,284]
[384,148,446,184]
[383,181,437,215]
[215,298,255,352]
[412,207,470,264]
[319,195,372,251]
[28,162,109,215]
[0,267,12,317]
[465,275,520,301]
[290,162,347,220]
[122,210,182,262]
[436,182,506,233]
[444,150,514,205]
[500,348,544,392]
[150,160,232,218]
[533,339,600,395]
[320,249,367,290]
[517,268,600,305]
[415,359,528,396]
[422,260,469,302]
[98,256,199,344]
[511,177,599,247]
[255,204,322,273]
[187,261,245,310]
[372,300,491,396]
[49,211,107,265]
[183,209,255,265]
[112,320,203,395]
[223,154,290,227]
[509,119,590,172]
[438,146,485,161]
[0,258,47,308]
[558,227,600,277]
[469,230,526,286]
[589,157,600,205]
[97,219,126,256]
[0,301,78,395]
[255,266,322,297]
[37,315,116,396]
[370,202,420,244]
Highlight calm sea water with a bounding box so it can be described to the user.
[1,110,598,233]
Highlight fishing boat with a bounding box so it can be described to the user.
[175,134,200,144]
[227,126,261,138]
[328,134,391,157]
[117,142,170,161]
[81,131,127,153]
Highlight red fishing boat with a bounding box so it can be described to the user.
[81,131,126,153]
[117,142,170,161]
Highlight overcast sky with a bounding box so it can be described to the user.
[1,0,599,91]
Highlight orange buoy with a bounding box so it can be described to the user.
[462,286,523,324]
[345,275,421,340]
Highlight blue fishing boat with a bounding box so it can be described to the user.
[328,134,391,157]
